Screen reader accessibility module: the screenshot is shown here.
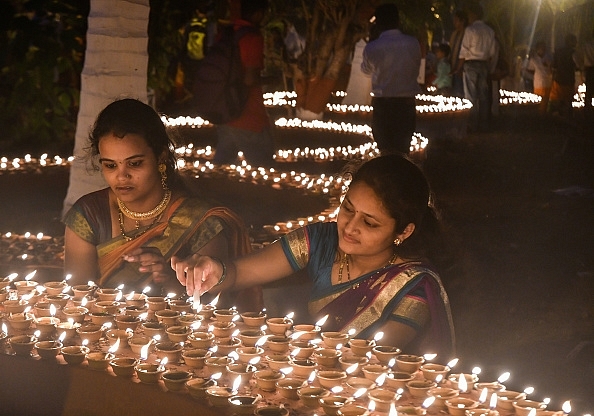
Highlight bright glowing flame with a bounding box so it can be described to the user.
[315,314,329,327]
[562,401,571,414]
[422,397,436,408]
[209,293,221,306]
[373,332,384,341]
[50,304,57,317]
[232,375,242,393]
[490,393,498,409]
[447,358,459,368]
[25,270,37,281]
[108,337,121,353]
[479,388,488,403]
[498,372,510,383]
[458,373,468,392]
[424,353,437,360]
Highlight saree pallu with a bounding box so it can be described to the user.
[310,262,455,358]
[96,197,262,310]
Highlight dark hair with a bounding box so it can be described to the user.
[241,0,268,20]
[87,98,179,189]
[465,3,483,20]
[454,9,468,26]
[373,3,400,31]
[345,154,441,260]
[438,43,451,57]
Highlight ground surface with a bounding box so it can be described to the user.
[1,105,593,413]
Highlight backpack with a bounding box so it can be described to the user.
[190,25,257,124]
[186,18,208,61]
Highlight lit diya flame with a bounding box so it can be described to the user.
[479,388,488,403]
[249,356,261,366]
[231,375,242,394]
[126,291,135,301]
[498,371,510,383]
[209,293,220,307]
[368,400,376,412]
[543,398,551,406]
[157,357,168,372]
[228,351,239,361]
[82,339,89,346]
[330,386,343,394]
[255,335,269,347]
[191,296,202,312]
[447,358,459,368]
[524,386,535,395]
[490,393,498,409]
[1,323,7,334]
[210,372,222,381]
[108,337,121,353]
[528,410,537,416]
[279,367,293,375]
[64,274,72,282]
[50,304,57,317]
[458,373,468,392]
[373,331,384,342]
[100,322,113,331]
[34,330,40,338]
[389,402,397,416]
[88,281,96,287]
[25,270,37,281]
[61,285,70,294]
[80,297,88,307]
[117,284,125,291]
[36,232,44,240]
[191,321,201,330]
[307,371,316,384]
[422,396,436,408]
[345,363,359,375]
[562,401,571,414]
[315,314,329,327]
[142,286,151,294]
[59,332,67,343]
[284,312,295,321]
[472,366,482,375]
[375,373,387,386]
[353,388,367,399]
[387,357,396,368]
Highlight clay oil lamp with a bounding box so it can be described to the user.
[165,325,191,343]
[114,314,141,331]
[289,358,317,378]
[348,339,376,357]
[155,309,180,326]
[177,313,203,328]
[292,323,321,341]
[134,361,166,384]
[344,377,376,397]
[7,311,34,331]
[339,356,369,377]
[105,328,133,348]
[213,307,239,323]
[95,287,122,302]
[372,345,401,366]
[297,385,330,408]
[289,340,316,360]
[206,385,236,407]
[35,340,63,360]
[0,272,17,290]
[213,336,242,355]
[236,346,264,364]
[240,310,267,327]
[210,321,236,338]
[336,404,369,416]
[71,295,95,311]
[14,271,38,295]
[45,293,70,309]
[445,397,480,416]
[265,353,291,371]
[61,345,90,365]
[395,354,425,373]
[94,300,120,315]
[276,378,307,400]
[154,340,183,364]
[186,377,217,400]
[195,303,216,320]
[128,334,153,356]
[146,296,167,312]
[61,306,88,324]
[162,370,192,392]
[317,370,348,390]
[407,379,438,398]
[314,347,342,368]
[420,363,451,382]
[141,321,166,339]
[87,351,116,371]
[187,330,215,349]
[238,328,266,347]
[428,386,460,409]
[204,356,234,377]
[253,405,289,416]
[4,299,29,314]
[383,370,414,390]
[228,393,262,415]
[124,291,147,308]
[71,283,94,298]
[43,280,68,296]
[8,333,38,356]
[513,400,549,416]
[227,362,258,385]
[254,368,285,392]
[361,363,388,382]
[266,335,291,353]
[76,324,104,344]
[318,395,351,415]
[109,357,138,377]
[321,331,350,349]
[168,299,193,314]
[368,388,399,413]
[266,313,294,336]
[182,348,211,369]
[0,286,9,302]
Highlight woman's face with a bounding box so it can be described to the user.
[98,132,162,207]
[337,181,398,258]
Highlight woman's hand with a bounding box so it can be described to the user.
[123,247,173,284]
[171,254,224,298]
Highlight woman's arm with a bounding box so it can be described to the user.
[373,320,418,350]
[64,227,99,285]
[172,240,294,298]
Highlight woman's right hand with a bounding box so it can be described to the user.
[171,254,224,298]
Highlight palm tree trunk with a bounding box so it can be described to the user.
[62,0,150,216]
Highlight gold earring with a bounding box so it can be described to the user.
[158,163,168,190]
[394,238,402,246]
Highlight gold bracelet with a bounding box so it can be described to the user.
[211,257,227,286]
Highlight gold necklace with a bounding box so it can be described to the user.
[118,211,161,241]
[338,252,399,283]
[117,190,171,221]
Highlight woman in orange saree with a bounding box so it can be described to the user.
[64,99,261,309]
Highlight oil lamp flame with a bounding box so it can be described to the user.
[25,270,37,281]
[424,353,437,360]
[59,332,66,342]
[315,314,329,327]
[497,371,510,383]
[490,392,498,409]
[472,366,482,374]
[422,397,436,408]
[279,367,293,375]
[347,328,356,336]
[388,357,396,367]
[158,357,168,371]
[353,388,367,398]
[2,323,7,333]
[447,358,459,368]
[330,386,343,394]
[255,335,268,347]
[479,388,488,403]
[562,401,571,414]
[524,386,534,394]
[50,304,57,317]
[126,291,135,300]
[389,403,397,416]
[209,293,220,306]
[285,312,294,320]
[308,371,316,383]
[6,273,18,282]
[346,363,359,375]
[368,400,376,412]
[109,337,121,353]
[375,373,386,386]
[528,409,537,416]
[142,286,151,294]
[373,331,384,341]
[232,375,242,394]
[81,297,88,307]
[140,342,150,360]
[458,373,468,392]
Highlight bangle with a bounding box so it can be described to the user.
[211,257,227,286]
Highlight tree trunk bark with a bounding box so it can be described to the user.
[62,0,150,216]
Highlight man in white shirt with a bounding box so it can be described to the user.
[361,3,421,154]
[453,3,497,131]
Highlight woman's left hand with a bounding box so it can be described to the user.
[123,247,172,284]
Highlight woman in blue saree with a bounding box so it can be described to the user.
[173,154,455,358]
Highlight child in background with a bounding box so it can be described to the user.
[432,43,452,95]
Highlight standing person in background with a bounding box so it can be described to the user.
[549,34,578,119]
[449,10,468,98]
[526,40,553,114]
[452,3,497,132]
[575,28,594,119]
[213,0,273,167]
[361,3,422,155]
[432,43,453,95]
